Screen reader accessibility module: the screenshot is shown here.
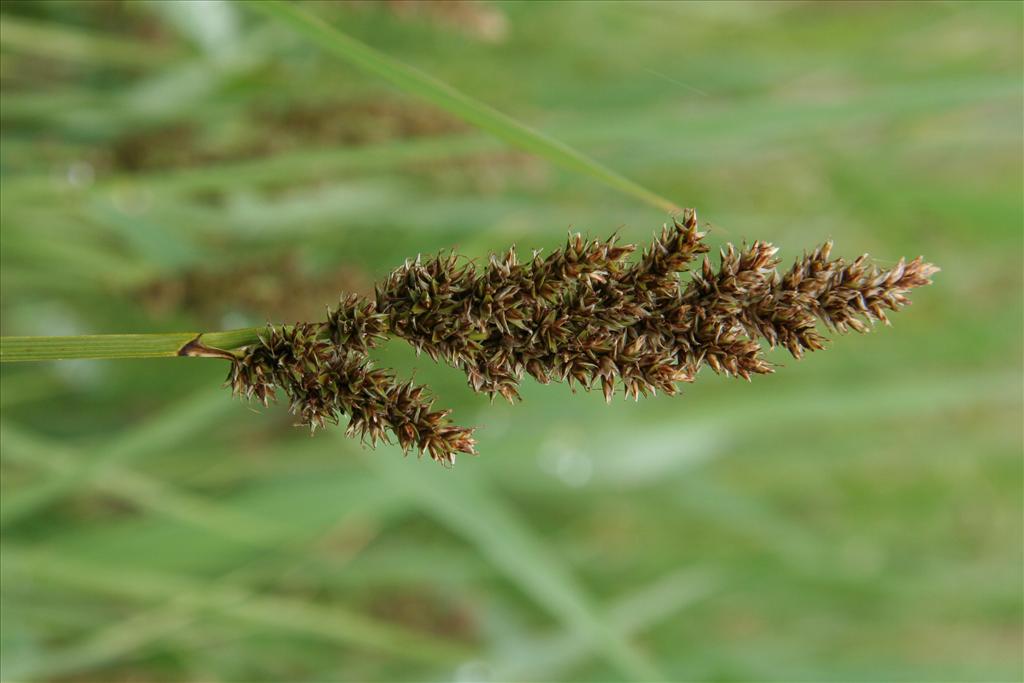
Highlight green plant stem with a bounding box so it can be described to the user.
[245,0,680,214]
[0,328,266,362]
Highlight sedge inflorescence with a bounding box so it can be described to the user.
[228,209,937,466]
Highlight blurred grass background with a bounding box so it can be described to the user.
[0,1,1021,681]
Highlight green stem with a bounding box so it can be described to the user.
[245,0,680,214]
[0,328,266,362]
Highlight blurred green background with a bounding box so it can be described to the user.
[1,1,1021,681]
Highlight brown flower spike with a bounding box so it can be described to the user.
[229,209,938,466]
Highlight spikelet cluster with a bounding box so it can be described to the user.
[228,209,937,465]
[227,321,476,466]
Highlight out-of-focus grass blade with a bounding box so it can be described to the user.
[146,0,241,58]
[5,75,1011,202]
[2,547,473,666]
[99,386,236,466]
[493,568,718,680]
[0,135,494,202]
[0,386,237,520]
[0,373,70,407]
[137,136,497,195]
[0,424,283,544]
[579,371,1020,490]
[3,608,192,682]
[5,487,407,680]
[0,25,272,142]
[674,472,822,571]
[361,444,663,682]
[6,72,1015,206]
[245,0,679,214]
[36,468,407,578]
[1,466,423,679]
[0,232,158,288]
[0,14,180,68]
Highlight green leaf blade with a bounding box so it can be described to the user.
[245,0,680,214]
